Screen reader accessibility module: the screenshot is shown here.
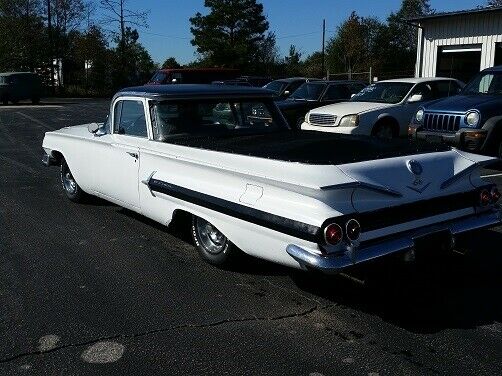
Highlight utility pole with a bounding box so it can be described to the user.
[321,19,326,78]
[47,0,55,94]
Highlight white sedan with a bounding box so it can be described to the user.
[302,77,464,138]
[42,85,501,274]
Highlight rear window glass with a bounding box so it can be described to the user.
[152,100,282,141]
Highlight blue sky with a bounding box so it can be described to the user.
[106,0,484,65]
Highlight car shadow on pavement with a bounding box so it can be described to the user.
[291,228,502,334]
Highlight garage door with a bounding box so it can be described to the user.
[436,45,481,84]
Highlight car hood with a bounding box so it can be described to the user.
[425,94,502,113]
[51,123,102,138]
[310,101,393,116]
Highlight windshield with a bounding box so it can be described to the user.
[152,99,286,141]
[351,82,414,104]
[462,72,502,95]
[290,83,326,100]
[149,72,167,84]
[264,80,287,95]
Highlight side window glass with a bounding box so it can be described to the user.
[113,100,147,137]
[323,84,350,101]
[410,83,432,101]
[432,81,457,98]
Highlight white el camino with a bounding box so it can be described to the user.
[301,77,464,138]
[42,85,502,273]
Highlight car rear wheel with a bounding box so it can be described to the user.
[60,158,85,202]
[191,216,241,267]
[373,123,395,139]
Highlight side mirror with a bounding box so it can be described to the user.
[171,78,177,83]
[283,90,290,96]
[408,94,423,103]
[351,93,356,98]
[88,122,100,133]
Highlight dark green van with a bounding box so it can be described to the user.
[0,72,43,105]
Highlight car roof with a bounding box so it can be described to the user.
[377,77,457,84]
[483,65,502,72]
[302,80,366,85]
[116,84,274,99]
[272,77,311,83]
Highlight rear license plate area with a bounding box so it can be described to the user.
[413,230,453,258]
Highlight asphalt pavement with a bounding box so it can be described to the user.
[1,99,502,375]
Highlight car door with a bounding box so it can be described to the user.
[95,97,149,209]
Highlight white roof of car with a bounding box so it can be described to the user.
[377,77,455,84]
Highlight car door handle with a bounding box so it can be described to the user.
[127,152,138,159]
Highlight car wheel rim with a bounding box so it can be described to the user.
[62,166,77,194]
[376,126,393,139]
[196,218,226,254]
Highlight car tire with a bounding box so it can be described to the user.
[191,216,242,267]
[60,158,85,203]
[373,123,396,139]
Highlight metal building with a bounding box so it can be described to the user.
[411,7,502,83]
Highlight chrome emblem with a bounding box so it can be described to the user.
[407,160,423,176]
[406,160,429,193]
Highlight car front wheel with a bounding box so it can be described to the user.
[191,216,241,267]
[373,123,396,139]
[60,158,85,202]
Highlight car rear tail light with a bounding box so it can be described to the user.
[324,223,343,245]
[345,219,361,241]
[479,189,491,207]
[491,187,501,203]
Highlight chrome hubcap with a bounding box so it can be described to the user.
[62,167,77,194]
[196,218,226,254]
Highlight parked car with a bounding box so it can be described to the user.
[237,76,272,87]
[301,77,463,138]
[277,80,367,128]
[263,77,320,100]
[410,66,502,158]
[0,72,43,105]
[42,85,501,273]
[147,68,239,85]
[212,79,252,87]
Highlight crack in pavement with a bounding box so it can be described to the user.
[0,303,336,365]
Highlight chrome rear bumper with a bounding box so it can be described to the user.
[287,210,502,274]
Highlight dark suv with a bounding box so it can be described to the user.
[0,72,43,104]
[410,66,502,158]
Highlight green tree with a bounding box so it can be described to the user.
[487,0,502,6]
[284,44,302,76]
[71,25,111,93]
[189,0,271,70]
[111,26,155,88]
[161,57,181,69]
[382,0,433,73]
[326,12,367,74]
[0,0,48,71]
[302,51,323,77]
